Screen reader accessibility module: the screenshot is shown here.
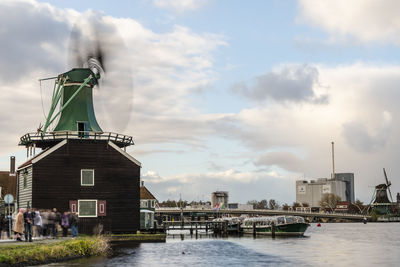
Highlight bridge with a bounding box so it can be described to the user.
[155,208,370,221]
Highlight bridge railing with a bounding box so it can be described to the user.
[155,208,370,218]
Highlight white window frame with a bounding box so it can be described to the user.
[99,202,105,214]
[78,199,98,217]
[81,169,95,186]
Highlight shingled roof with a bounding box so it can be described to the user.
[140,185,156,200]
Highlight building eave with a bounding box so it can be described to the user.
[108,141,141,167]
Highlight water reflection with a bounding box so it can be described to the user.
[45,223,400,267]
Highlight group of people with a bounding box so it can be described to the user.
[0,207,79,241]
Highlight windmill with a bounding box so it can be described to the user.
[368,168,394,215]
[19,16,134,151]
[16,16,142,234]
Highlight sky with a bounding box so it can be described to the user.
[1,0,400,205]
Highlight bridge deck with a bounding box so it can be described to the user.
[155,208,370,220]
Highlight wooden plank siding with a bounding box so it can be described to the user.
[17,166,32,209]
[31,139,140,234]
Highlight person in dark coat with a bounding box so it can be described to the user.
[23,207,35,242]
[68,212,79,238]
[53,208,61,237]
[61,211,70,237]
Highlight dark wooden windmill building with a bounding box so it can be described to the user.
[17,68,141,234]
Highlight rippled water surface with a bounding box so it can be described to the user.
[46,223,400,266]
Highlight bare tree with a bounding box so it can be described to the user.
[269,199,277,210]
[353,199,366,214]
[319,193,341,212]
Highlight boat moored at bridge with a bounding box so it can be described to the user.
[242,216,310,237]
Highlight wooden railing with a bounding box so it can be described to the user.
[19,131,134,148]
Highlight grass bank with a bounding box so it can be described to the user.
[0,236,109,266]
[111,233,166,242]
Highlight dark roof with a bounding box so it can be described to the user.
[0,171,17,197]
[140,186,156,200]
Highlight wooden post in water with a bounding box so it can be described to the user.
[253,222,256,237]
[206,222,208,234]
[195,223,198,239]
[223,221,228,235]
[190,222,193,236]
[271,222,276,238]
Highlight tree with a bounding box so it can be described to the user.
[282,203,290,211]
[259,199,268,209]
[319,193,341,212]
[247,199,268,209]
[301,202,310,207]
[247,200,258,209]
[269,199,277,210]
[292,202,301,210]
[353,199,365,214]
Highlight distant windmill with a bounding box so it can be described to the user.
[368,168,394,215]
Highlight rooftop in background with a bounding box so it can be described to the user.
[140,184,157,200]
[0,171,17,198]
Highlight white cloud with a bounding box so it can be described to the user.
[0,0,226,159]
[231,64,328,104]
[142,169,292,203]
[218,63,400,201]
[153,0,209,13]
[297,0,400,44]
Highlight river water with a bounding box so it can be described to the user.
[46,223,400,266]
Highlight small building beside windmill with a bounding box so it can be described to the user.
[0,157,18,213]
[140,182,157,230]
[17,68,141,234]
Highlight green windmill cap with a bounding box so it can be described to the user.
[53,68,103,133]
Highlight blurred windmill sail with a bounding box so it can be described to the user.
[68,15,134,133]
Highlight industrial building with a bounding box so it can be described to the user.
[296,173,355,208]
[211,191,229,209]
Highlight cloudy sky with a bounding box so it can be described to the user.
[1,0,400,204]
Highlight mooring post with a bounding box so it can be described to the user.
[223,221,227,235]
[271,222,276,238]
[206,222,208,233]
[190,222,193,236]
[253,222,256,237]
[195,223,198,239]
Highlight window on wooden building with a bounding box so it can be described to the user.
[69,200,78,213]
[23,173,27,189]
[81,169,94,186]
[78,200,97,217]
[98,200,106,216]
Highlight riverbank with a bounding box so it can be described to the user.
[0,236,109,266]
[111,233,166,242]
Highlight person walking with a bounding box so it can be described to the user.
[33,209,42,238]
[48,209,55,238]
[53,208,61,238]
[61,211,70,237]
[69,212,79,238]
[23,207,35,242]
[41,209,49,237]
[13,209,24,241]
